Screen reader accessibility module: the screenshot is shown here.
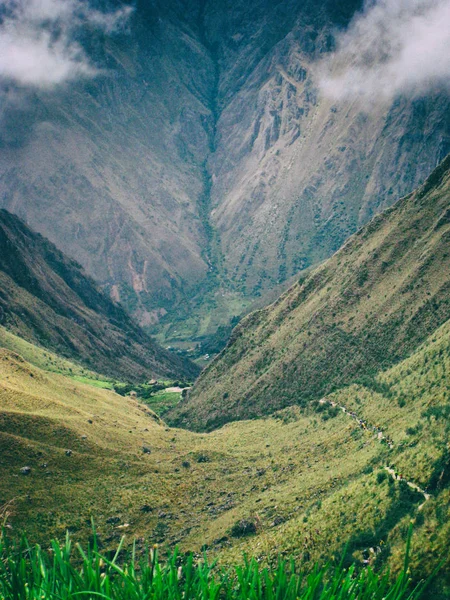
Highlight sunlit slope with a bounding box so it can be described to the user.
[1,315,449,594]
[0,210,199,381]
[213,317,450,594]
[0,326,114,386]
[170,155,450,430]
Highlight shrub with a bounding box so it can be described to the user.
[377,471,388,484]
[230,518,257,538]
[196,454,211,463]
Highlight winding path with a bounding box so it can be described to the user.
[383,467,431,511]
[319,398,431,510]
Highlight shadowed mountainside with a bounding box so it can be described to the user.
[0,0,449,345]
[0,209,199,381]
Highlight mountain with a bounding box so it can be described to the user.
[168,155,450,430]
[0,209,199,381]
[0,0,449,345]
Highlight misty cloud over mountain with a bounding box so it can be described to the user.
[319,0,450,101]
[0,0,448,345]
[0,0,133,88]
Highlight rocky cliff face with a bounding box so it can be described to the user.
[205,1,450,295]
[0,0,449,343]
[0,2,214,330]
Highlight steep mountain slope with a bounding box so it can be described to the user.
[1,316,449,594]
[169,155,450,430]
[0,209,199,381]
[0,1,215,330]
[0,0,449,343]
[204,1,450,297]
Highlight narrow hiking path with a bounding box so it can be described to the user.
[319,398,394,448]
[383,467,431,511]
[319,398,431,510]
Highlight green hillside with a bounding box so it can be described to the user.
[0,210,199,382]
[1,310,449,594]
[169,155,450,430]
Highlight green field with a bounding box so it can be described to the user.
[142,390,184,415]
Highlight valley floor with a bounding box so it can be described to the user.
[1,318,449,594]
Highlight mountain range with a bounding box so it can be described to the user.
[1,159,449,594]
[1,0,449,346]
[1,1,450,596]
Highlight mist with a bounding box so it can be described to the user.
[318,0,450,102]
[0,0,133,89]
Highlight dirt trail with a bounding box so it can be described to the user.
[319,398,394,447]
[383,466,431,510]
[319,398,431,510]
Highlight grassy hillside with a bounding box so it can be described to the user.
[0,326,113,385]
[0,210,199,382]
[169,155,450,430]
[1,312,449,595]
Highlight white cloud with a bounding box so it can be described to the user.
[0,0,133,89]
[318,0,450,102]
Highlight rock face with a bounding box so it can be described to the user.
[167,155,450,430]
[0,210,199,381]
[0,0,449,340]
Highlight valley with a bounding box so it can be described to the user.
[0,0,449,597]
[1,308,449,594]
[0,161,449,595]
[0,0,449,347]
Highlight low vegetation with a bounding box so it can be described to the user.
[0,527,433,600]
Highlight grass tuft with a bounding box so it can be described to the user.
[0,527,433,600]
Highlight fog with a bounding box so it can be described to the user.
[0,0,132,88]
[319,0,450,102]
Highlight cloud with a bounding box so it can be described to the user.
[318,0,450,102]
[0,0,133,89]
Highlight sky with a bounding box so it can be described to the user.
[0,0,133,88]
[318,0,450,102]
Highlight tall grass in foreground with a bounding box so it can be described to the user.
[0,527,432,600]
